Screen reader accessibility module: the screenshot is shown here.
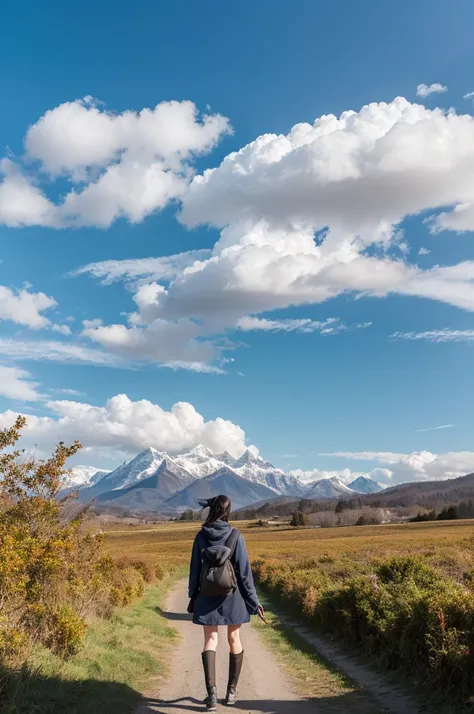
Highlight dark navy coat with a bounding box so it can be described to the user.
[188,519,260,626]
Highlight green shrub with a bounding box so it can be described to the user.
[254,553,474,705]
[46,606,88,657]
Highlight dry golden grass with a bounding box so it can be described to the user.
[103,518,474,583]
[101,518,474,708]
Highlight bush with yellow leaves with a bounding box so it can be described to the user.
[0,416,156,664]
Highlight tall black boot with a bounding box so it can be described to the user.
[201,650,217,711]
[225,651,244,706]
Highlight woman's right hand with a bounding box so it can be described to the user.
[257,605,268,624]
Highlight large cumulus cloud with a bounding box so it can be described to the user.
[0,97,231,228]
[0,394,247,458]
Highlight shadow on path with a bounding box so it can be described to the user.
[141,692,381,713]
[0,667,141,714]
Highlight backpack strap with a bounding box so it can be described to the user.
[225,528,240,561]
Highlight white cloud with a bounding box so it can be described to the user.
[0,333,225,375]
[72,97,474,368]
[72,250,211,285]
[464,92,474,101]
[181,98,471,238]
[52,324,72,336]
[0,284,56,328]
[0,365,42,401]
[0,97,231,229]
[429,201,474,233]
[160,361,225,374]
[236,316,338,332]
[0,394,247,457]
[236,316,371,334]
[0,159,56,227]
[416,424,455,433]
[418,247,431,256]
[416,83,448,98]
[82,318,218,364]
[0,338,123,365]
[391,329,474,343]
[173,99,474,316]
[321,450,474,483]
[291,467,366,485]
[25,97,231,176]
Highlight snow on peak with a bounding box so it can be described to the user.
[75,443,382,505]
[63,465,110,490]
[189,444,216,458]
[234,449,261,468]
[305,476,355,499]
[217,450,236,466]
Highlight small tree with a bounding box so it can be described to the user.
[0,416,110,661]
[291,511,307,527]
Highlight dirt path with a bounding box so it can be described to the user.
[137,581,382,714]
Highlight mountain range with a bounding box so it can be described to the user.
[65,445,383,514]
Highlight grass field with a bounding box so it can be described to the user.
[2,573,179,714]
[103,518,474,582]
[102,518,474,711]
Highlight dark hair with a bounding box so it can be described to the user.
[203,495,231,526]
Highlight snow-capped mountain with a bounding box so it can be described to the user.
[63,465,110,490]
[96,462,196,510]
[75,443,383,512]
[305,476,355,499]
[349,476,383,494]
[88,444,299,499]
[172,445,230,479]
[164,466,278,512]
[90,447,170,494]
[77,444,228,501]
[217,450,237,466]
[78,447,195,500]
[230,449,307,497]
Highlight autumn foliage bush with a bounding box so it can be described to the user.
[254,554,474,704]
[0,417,163,669]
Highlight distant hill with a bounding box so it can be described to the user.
[233,472,474,519]
[349,476,383,494]
[305,476,354,499]
[361,472,474,508]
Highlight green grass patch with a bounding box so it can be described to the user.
[253,597,379,714]
[1,574,179,714]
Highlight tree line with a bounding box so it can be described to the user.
[410,500,474,522]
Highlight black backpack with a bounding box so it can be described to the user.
[199,528,239,597]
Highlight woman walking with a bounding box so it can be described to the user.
[188,494,265,710]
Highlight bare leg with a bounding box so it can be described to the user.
[203,625,219,652]
[227,624,243,654]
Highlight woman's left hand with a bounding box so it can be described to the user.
[187,598,195,614]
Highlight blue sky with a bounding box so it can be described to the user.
[0,0,473,484]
